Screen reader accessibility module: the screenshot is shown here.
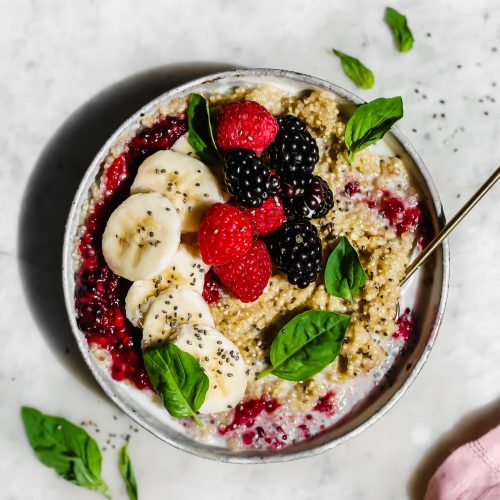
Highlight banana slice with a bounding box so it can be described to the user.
[170,324,248,413]
[170,133,196,156]
[141,285,214,349]
[102,192,181,281]
[130,150,224,232]
[125,243,210,327]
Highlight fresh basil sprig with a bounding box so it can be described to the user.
[256,310,351,381]
[187,93,221,165]
[119,443,138,500]
[21,407,111,498]
[325,236,366,301]
[385,7,414,53]
[345,96,403,163]
[143,343,208,426]
[332,49,375,89]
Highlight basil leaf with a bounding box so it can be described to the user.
[385,7,414,53]
[345,96,403,163]
[119,444,138,500]
[187,93,221,165]
[325,236,366,301]
[332,49,375,89]
[21,406,111,498]
[257,310,351,381]
[143,343,208,426]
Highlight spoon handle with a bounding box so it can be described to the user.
[401,166,500,285]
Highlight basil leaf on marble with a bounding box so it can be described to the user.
[143,343,208,426]
[385,7,414,53]
[21,407,111,498]
[345,96,403,163]
[332,49,375,89]
[119,443,138,500]
[187,93,221,165]
[256,310,351,381]
[325,236,366,301]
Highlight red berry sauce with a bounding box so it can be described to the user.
[380,193,421,236]
[202,269,223,304]
[393,308,413,342]
[344,181,361,197]
[313,390,335,415]
[218,397,289,448]
[218,391,339,449]
[219,396,280,435]
[361,190,424,237]
[74,115,187,389]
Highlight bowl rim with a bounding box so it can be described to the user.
[62,67,450,463]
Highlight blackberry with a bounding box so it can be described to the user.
[224,149,276,208]
[266,220,322,288]
[281,174,334,219]
[267,115,319,177]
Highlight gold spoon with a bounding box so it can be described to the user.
[401,165,500,286]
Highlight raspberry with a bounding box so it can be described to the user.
[214,240,271,302]
[202,269,223,304]
[239,196,287,235]
[198,203,253,266]
[216,101,278,154]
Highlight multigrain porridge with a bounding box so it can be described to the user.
[73,84,425,450]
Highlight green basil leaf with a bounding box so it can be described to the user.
[332,49,375,89]
[345,96,403,163]
[257,310,351,381]
[21,407,111,498]
[119,444,138,500]
[187,93,221,165]
[325,236,366,301]
[143,343,208,425]
[385,7,414,53]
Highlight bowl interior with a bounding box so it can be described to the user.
[62,69,449,463]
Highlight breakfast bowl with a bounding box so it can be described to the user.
[62,68,449,463]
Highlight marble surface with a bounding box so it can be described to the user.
[1,0,500,498]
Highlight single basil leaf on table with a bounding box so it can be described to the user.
[119,443,138,500]
[385,7,414,53]
[187,93,221,165]
[256,310,351,381]
[344,96,403,163]
[143,343,208,426]
[21,406,111,499]
[325,236,366,301]
[332,49,375,89]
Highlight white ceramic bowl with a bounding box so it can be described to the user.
[62,69,449,463]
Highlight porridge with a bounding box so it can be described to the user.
[73,83,425,450]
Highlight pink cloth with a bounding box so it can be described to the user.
[425,425,500,500]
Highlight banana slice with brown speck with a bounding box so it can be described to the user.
[102,192,181,281]
[130,150,224,233]
[141,285,214,350]
[125,243,210,328]
[170,323,248,413]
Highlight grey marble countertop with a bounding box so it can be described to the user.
[1,0,500,498]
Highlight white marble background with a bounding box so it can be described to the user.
[1,0,500,498]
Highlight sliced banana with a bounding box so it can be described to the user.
[125,243,210,327]
[130,150,224,232]
[170,324,248,413]
[102,192,181,281]
[141,285,214,350]
[170,133,196,156]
